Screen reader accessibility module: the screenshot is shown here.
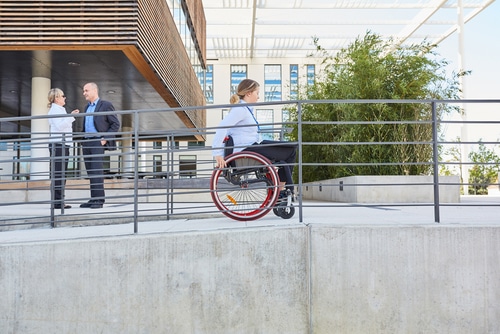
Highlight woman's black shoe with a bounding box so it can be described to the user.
[54,204,71,209]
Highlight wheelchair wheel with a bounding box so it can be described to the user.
[210,151,280,221]
[275,202,295,219]
[273,207,280,217]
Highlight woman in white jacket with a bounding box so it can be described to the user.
[47,88,79,209]
[212,79,297,197]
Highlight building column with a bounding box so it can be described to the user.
[30,50,51,180]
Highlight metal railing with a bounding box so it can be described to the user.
[1,99,499,232]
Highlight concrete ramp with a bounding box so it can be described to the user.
[1,219,499,333]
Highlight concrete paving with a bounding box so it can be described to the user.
[1,195,499,244]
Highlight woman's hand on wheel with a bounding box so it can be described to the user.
[215,156,226,168]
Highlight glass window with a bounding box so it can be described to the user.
[290,64,298,100]
[170,0,201,75]
[205,64,213,104]
[255,109,274,141]
[230,65,247,95]
[187,141,205,149]
[153,155,163,178]
[306,64,315,86]
[179,155,197,178]
[195,64,214,104]
[264,65,282,102]
[12,156,30,180]
[195,64,203,87]
[13,141,31,151]
[282,109,290,123]
[172,0,183,36]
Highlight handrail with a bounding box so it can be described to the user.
[1,98,499,232]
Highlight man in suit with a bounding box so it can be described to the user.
[79,82,120,209]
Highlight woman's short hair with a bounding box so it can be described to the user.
[47,88,64,108]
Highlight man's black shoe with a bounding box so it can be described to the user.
[90,203,103,209]
[80,201,94,208]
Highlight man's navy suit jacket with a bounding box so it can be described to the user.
[82,99,120,150]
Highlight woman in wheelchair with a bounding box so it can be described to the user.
[212,79,297,212]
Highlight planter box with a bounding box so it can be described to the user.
[302,175,460,203]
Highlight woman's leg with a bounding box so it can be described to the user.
[243,141,297,192]
[244,140,297,164]
[49,143,64,205]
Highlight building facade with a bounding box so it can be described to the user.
[0,0,207,179]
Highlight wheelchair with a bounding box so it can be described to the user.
[210,150,295,221]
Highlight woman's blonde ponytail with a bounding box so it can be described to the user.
[229,93,240,104]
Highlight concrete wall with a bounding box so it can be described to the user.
[0,227,309,333]
[311,225,500,333]
[1,224,499,333]
[302,175,460,203]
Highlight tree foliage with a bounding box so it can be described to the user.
[289,32,463,183]
[468,142,500,195]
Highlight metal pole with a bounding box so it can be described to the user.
[458,0,470,195]
[133,111,140,233]
[60,134,66,216]
[297,101,303,223]
[50,141,55,227]
[166,134,173,220]
[431,101,440,223]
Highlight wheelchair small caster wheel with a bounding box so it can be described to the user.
[274,202,295,219]
[273,207,280,217]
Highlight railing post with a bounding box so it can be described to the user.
[133,111,140,233]
[431,101,440,223]
[60,133,67,216]
[166,134,174,220]
[49,141,55,227]
[297,101,303,223]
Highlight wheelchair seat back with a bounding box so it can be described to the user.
[223,135,234,157]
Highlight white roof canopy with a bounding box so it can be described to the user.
[202,0,494,59]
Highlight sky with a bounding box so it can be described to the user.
[435,0,500,143]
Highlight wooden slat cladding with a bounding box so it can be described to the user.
[0,0,138,44]
[185,0,206,66]
[136,0,206,131]
[0,0,206,134]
